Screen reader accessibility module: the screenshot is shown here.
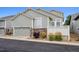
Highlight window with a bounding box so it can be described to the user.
[56,22,61,26]
[51,22,55,26]
[49,21,55,27]
[34,17,42,28]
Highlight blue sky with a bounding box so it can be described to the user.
[0,7,79,20]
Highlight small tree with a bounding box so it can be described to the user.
[64,15,71,25]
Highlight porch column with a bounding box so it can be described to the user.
[47,18,49,39]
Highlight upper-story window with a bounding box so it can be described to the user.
[49,17,55,27]
[56,21,61,26]
[34,17,42,28]
[49,21,55,26]
[55,18,62,27]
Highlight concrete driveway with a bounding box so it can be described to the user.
[0,38,79,52]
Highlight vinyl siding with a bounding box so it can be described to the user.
[12,15,32,28]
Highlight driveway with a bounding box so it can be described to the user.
[0,38,79,52]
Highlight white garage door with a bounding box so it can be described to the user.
[0,28,4,36]
[14,27,31,36]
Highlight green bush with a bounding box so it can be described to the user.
[40,32,46,39]
[55,34,62,41]
[49,33,63,41]
[49,34,55,41]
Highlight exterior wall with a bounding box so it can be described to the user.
[12,15,32,28]
[24,10,48,28]
[0,21,5,36]
[75,20,79,34]
[6,20,12,29]
[0,28,5,36]
[0,20,5,27]
[71,19,79,34]
[70,13,79,34]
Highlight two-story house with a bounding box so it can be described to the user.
[0,8,70,41]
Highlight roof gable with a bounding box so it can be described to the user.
[0,15,14,21]
[50,10,64,17]
[11,13,33,21]
[36,9,63,18]
[22,9,49,17]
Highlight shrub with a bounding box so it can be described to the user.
[55,32,62,41]
[40,32,46,39]
[49,34,55,41]
[49,32,63,41]
[33,32,40,38]
[55,34,62,41]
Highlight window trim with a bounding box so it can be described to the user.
[56,21,61,27]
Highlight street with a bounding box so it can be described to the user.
[0,38,79,52]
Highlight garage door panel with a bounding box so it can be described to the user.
[0,28,4,36]
[14,27,31,36]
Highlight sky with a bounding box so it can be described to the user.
[0,7,79,20]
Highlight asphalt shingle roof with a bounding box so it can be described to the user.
[0,15,15,21]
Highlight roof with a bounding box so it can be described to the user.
[0,8,64,21]
[11,13,33,21]
[70,13,79,21]
[51,10,64,14]
[22,8,49,17]
[0,15,15,21]
[74,15,79,21]
[36,9,63,18]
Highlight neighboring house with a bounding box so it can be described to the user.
[0,8,70,40]
[0,15,14,36]
[0,20,5,36]
[70,13,79,35]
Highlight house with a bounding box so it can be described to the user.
[0,15,14,36]
[70,13,79,35]
[0,8,70,41]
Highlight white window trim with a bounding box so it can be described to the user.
[56,21,61,27]
[34,17,43,28]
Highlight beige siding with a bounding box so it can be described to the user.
[0,21,5,27]
[12,15,32,27]
[0,28,4,36]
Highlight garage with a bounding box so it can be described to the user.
[13,27,31,36]
[0,28,4,36]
